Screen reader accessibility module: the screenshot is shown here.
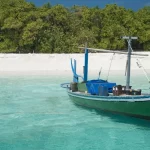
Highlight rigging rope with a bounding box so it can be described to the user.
[98,67,102,80]
[106,53,115,81]
[128,40,150,83]
[136,58,150,83]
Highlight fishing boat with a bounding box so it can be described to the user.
[61,36,150,120]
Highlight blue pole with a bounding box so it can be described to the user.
[73,59,78,82]
[84,47,88,82]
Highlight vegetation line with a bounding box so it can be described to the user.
[0,0,150,53]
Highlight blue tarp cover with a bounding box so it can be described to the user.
[86,79,116,95]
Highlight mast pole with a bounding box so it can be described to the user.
[122,36,138,90]
[126,37,131,90]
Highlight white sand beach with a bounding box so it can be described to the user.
[0,52,149,77]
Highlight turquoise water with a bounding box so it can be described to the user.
[0,73,150,150]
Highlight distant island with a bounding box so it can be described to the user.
[0,0,150,53]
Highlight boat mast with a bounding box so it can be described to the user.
[84,42,88,82]
[122,36,138,90]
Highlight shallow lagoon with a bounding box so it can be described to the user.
[0,71,150,150]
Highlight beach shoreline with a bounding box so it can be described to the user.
[0,53,149,77]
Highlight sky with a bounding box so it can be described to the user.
[27,0,150,11]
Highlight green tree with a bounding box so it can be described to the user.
[136,6,150,50]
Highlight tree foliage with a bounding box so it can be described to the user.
[0,1,149,53]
